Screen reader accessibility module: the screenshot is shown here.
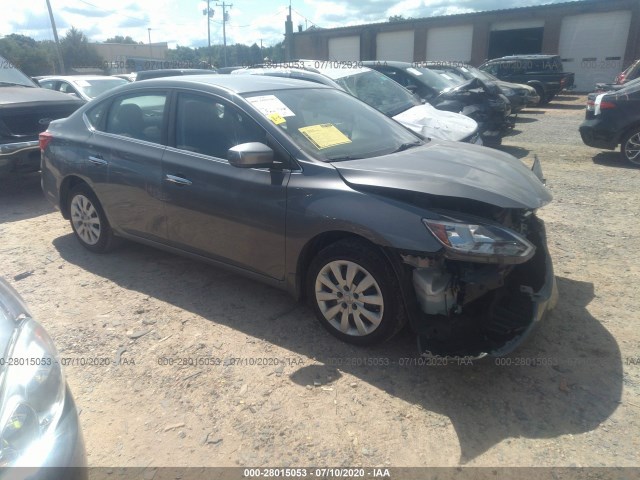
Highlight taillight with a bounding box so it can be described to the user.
[39,131,53,151]
[600,101,617,110]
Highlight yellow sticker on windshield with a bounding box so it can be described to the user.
[298,124,352,150]
[268,113,286,125]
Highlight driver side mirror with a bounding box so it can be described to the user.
[227,142,275,168]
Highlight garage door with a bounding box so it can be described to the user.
[426,25,473,63]
[328,36,360,61]
[559,10,632,91]
[377,30,414,62]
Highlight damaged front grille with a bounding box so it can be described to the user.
[406,210,551,357]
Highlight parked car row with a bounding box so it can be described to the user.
[231,59,553,147]
[233,63,482,144]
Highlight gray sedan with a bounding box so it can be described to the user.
[40,75,557,357]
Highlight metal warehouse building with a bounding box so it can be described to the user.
[290,0,640,92]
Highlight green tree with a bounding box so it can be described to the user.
[0,34,55,76]
[61,27,103,70]
[105,35,141,44]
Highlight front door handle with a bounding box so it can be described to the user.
[165,174,192,186]
[88,155,107,166]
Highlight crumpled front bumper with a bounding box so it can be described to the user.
[409,217,557,358]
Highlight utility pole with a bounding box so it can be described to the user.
[45,0,65,74]
[148,28,152,57]
[284,0,293,61]
[216,2,232,67]
[203,0,213,67]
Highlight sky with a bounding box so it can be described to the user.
[2,0,585,49]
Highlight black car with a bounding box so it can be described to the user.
[363,60,512,146]
[422,61,539,113]
[0,55,83,177]
[0,278,87,478]
[580,80,640,166]
[479,54,575,105]
[40,75,556,357]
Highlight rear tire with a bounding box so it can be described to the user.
[621,127,640,166]
[533,85,546,106]
[68,184,119,253]
[306,239,405,346]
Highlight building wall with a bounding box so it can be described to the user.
[291,0,640,90]
[92,42,168,72]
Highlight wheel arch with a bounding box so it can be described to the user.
[59,175,92,219]
[294,231,400,302]
[619,121,640,146]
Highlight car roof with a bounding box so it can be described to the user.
[362,60,414,69]
[130,74,333,94]
[487,54,560,61]
[38,75,122,82]
[235,67,342,88]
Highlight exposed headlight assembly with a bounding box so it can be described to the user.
[0,317,65,467]
[423,218,535,264]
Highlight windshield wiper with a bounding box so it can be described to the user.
[0,82,34,87]
[327,155,363,162]
[393,141,422,153]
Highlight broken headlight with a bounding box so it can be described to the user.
[423,218,535,264]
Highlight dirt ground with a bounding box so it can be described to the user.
[1,94,639,470]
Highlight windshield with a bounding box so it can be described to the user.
[462,65,497,83]
[0,55,37,87]
[244,87,422,162]
[331,70,418,117]
[409,67,460,91]
[75,78,127,98]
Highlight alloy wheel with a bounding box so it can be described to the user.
[314,260,384,337]
[70,194,101,245]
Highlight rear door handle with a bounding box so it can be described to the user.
[165,174,192,186]
[88,155,107,166]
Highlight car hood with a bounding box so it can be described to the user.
[495,80,536,94]
[333,140,552,209]
[392,104,478,141]
[0,86,84,108]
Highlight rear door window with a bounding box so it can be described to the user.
[104,93,168,144]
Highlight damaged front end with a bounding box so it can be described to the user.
[432,78,512,147]
[399,205,557,358]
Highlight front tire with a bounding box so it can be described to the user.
[68,184,118,253]
[621,127,640,166]
[306,239,405,346]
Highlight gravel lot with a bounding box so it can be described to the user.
[1,94,639,471]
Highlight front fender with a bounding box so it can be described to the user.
[284,162,442,295]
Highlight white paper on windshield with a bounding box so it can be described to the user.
[74,80,91,87]
[247,95,295,118]
[440,73,454,80]
[460,67,469,72]
[406,67,423,76]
